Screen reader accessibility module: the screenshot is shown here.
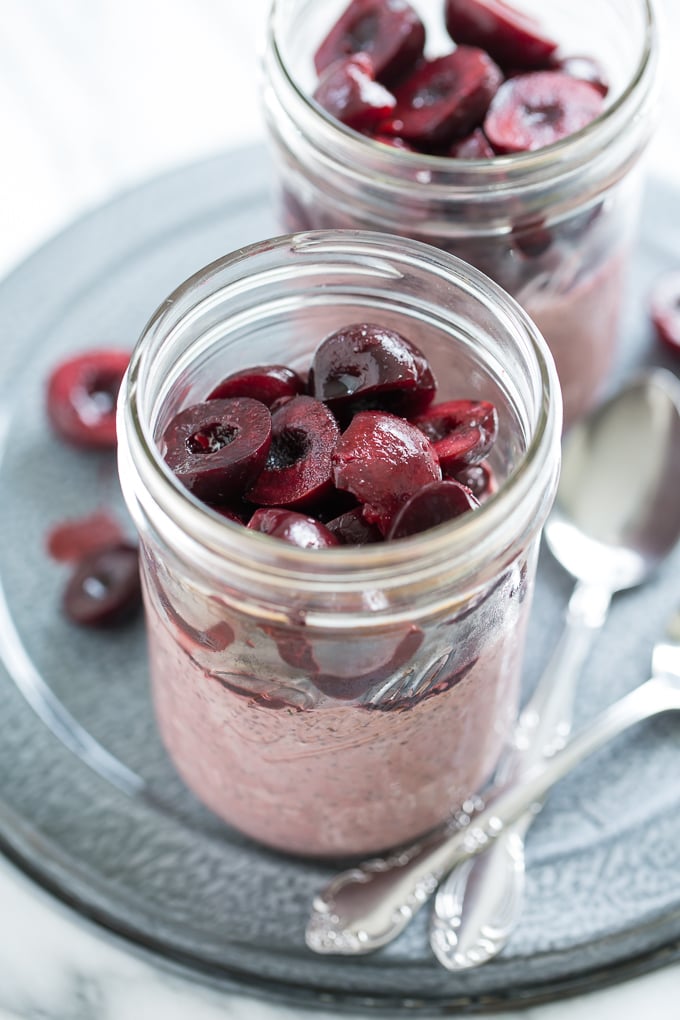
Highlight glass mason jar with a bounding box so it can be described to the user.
[261,0,659,426]
[117,231,561,858]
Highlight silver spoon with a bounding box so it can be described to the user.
[430,367,680,970]
[306,603,680,955]
[306,369,680,957]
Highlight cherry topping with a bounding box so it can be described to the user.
[314,54,396,130]
[448,128,495,159]
[62,543,141,626]
[445,0,558,71]
[161,398,272,503]
[332,410,441,533]
[246,395,340,510]
[325,506,382,545]
[247,508,340,549]
[314,0,425,86]
[484,72,605,154]
[380,48,503,146]
[387,480,480,540]
[309,322,436,419]
[413,399,498,474]
[46,349,130,449]
[650,271,680,357]
[454,461,496,500]
[207,364,304,406]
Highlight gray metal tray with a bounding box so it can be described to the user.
[0,146,679,1014]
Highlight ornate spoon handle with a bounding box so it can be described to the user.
[429,579,611,969]
[306,674,678,955]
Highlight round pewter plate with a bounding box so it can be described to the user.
[0,147,679,1014]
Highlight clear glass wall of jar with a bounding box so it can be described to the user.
[118,232,561,857]
[261,0,659,426]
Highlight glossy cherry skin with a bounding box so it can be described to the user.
[412,399,498,474]
[314,0,425,85]
[313,54,396,130]
[445,0,558,71]
[246,395,340,510]
[309,322,436,420]
[484,72,604,153]
[46,349,130,449]
[386,480,480,539]
[380,48,502,146]
[161,397,272,504]
[207,364,304,406]
[332,410,441,533]
[247,508,340,549]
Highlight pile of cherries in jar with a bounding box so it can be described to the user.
[312,0,608,156]
[160,323,499,549]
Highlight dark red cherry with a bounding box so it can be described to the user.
[387,480,480,540]
[454,461,496,500]
[207,364,304,406]
[448,128,495,158]
[484,72,605,153]
[445,0,558,71]
[413,399,498,474]
[62,543,141,626]
[380,48,502,146]
[325,506,382,545]
[314,0,425,86]
[554,55,609,97]
[246,396,340,510]
[309,322,436,419]
[650,271,680,357]
[332,410,440,533]
[46,349,130,449]
[161,398,272,503]
[314,54,396,130]
[247,508,340,549]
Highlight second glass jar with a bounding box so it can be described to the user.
[262,0,659,425]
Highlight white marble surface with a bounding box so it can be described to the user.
[1,1,680,1017]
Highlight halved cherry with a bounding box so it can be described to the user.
[650,271,680,357]
[332,410,441,533]
[445,0,558,71]
[380,48,502,146]
[46,349,130,449]
[413,399,498,474]
[311,626,424,701]
[207,364,304,406]
[314,54,396,130]
[161,397,272,503]
[386,480,480,540]
[325,506,382,545]
[484,72,605,153]
[314,0,425,85]
[247,508,340,549]
[309,322,436,419]
[454,461,496,500]
[246,395,340,510]
[62,543,141,626]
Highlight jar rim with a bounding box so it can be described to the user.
[118,230,561,599]
[267,0,658,191]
